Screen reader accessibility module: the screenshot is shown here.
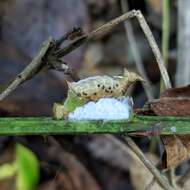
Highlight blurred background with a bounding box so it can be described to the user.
[0,0,189,189]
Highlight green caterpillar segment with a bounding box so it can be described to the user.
[67,69,145,101]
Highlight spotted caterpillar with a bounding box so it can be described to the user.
[67,69,145,101]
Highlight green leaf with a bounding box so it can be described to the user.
[53,89,87,119]
[16,143,39,190]
[0,163,16,181]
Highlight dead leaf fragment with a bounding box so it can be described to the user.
[162,135,190,168]
[161,85,190,98]
[140,85,190,117]
[150,97,190,116]
[145,86,190,168]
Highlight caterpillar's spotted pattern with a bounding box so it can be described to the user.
[67,69,145,101]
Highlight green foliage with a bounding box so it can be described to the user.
[0,144,39,190]
[16,143,39,190]
[0,163,16,181]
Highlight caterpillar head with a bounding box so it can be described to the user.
[123,69,145,84]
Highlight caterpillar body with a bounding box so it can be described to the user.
[67,69,145,101]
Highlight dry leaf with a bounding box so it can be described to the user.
[138,86,190,168]
[159,86,190,168]
[149,97,190,116]
[162,136,190,168]
[136,85,190,117]
[149,85,190,117]
[161,85,190,98]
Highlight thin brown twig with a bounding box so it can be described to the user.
[120,0,154,100]
[134,10,171,89]
[56,10,171,88]
[123,136,175,190]
[145,168,180,190]
[166,168,178,188]
[55,10,138,58]
[0,10,171,101]
[0,37,53,101]
[105,135,174,190]
[55,27,84,48]
[0,29,82,101]
[104,134,133,157]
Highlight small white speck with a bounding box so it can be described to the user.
[171,127,176,133]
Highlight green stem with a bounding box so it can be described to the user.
[0,116,189,135]
[160,0,170,93]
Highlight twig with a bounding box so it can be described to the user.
[160,0,170,93]
[104,134,133,157]
[166,168,178,188]
[0,37,53,101]
[133,10,171,89]
[55,27,84,48]
[56,10,171,88]
[145,168,179,190]
[105,135,177,190]
[120,0,154,100]
[123,136,174,190]
[54,10,138,58]
[0,10,171,101]
[0,29,82,101]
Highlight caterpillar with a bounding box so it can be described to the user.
[67,69,145,101]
